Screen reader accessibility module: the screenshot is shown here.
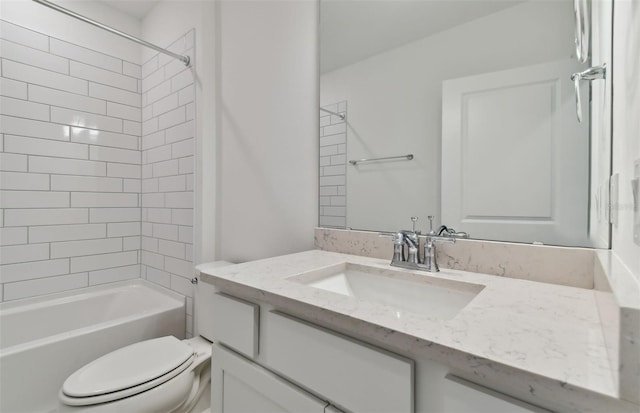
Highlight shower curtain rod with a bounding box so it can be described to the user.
[32,0,191,66]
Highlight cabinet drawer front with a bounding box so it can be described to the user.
[211,293,259,358]
[263,311,414,413]
[443,375,551,413]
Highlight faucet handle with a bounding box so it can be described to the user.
[427,216,435,234]
[410,216,418,232]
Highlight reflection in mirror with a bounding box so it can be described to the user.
[319,0,612,248]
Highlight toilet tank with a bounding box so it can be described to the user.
[194,261,233,341]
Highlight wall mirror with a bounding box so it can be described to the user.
[319,0,612,248]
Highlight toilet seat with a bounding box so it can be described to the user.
[61,336,195,407]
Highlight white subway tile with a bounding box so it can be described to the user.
[319,132,346,146]
[70,61,137,92]
[3,272,88,301]
[4,135,87,159]
[145,145,172,164]
[141,250,164,270]
[159,175,186,192]
[152,93,178,117]
[89,207,140,223]
[0,153,27,172]
[0,21,49,52]
[0,258,69,283]
[122,62,141,79]
[122,236,140,250]
[50,39,122,73]
[319,186,338,196]
[142,193,164,207]
[178,226,193,244]
[0,116,69,141]
[29,223,106,243]
[170,273,193,297]
[142,66,165,93]
[177,85,194,106]
[171,209,193,226]
[142,105,153,122]
[0,227,27,246]
[185,103,194,121]
[165,120,193,144]
[70,251,137,273]
[107,222,140,237]
[179,157,194,174]
[142,164,153,179]
[323,165,346,176]
[0,243,49,265]
[158,239,185,259]
[141,56,158,79]
[89,83,140,107]
[71,127,137,150]
[171,138,193,158]
[4,208,86,226]
[145,266,170,288]
[141,222,153,237]
[0,39,68,73]
[29,85,106,115]
[319,145,338,157]
[142,178,158,193]
[152,159,179,177]
[0,77,27,99]
[165,192,193,208]
[185,174,193,191]
[71,192,138,207]
[0,96,49,121]
[164,256,192,278]
[142,117,158,136]
[123,120,141,136]
[51,107,122,133]
[51,238,122,258]
[319,175,345,186]
[152,223,178,240]
[171,70,193,92]
[185,244,193,263]
[29,156,106,176]
[0,191,69,209]
[142,131,165,150]
[51,175,121,192]
[146,79,171,104]
[147,208,171,223]
[123,179,140,193]
[106,102,141,122]
[2,59,87,95]
[90,146,140,164]
[89,264,139,286]
[0,171,49,190]
[141,236,158,252]
[107,163,140,179]
[158,107,185,130]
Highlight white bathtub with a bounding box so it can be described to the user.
[0,279,186,413]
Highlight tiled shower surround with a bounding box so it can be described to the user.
[0,21,195,332]
[319,101,347,228]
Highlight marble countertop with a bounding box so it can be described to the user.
[199,250,636,412]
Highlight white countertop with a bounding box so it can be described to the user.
[199,250,636,412]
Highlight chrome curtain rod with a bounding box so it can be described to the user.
[349,154,414,166]
[320,107,345,120]
[32,0,191,66]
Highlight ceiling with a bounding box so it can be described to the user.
[98,0,161,20]
[321,0,525,73]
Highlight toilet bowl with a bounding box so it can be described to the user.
[58,261,233,413]
[58,336,211,413]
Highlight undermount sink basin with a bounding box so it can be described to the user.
[290,263,484,320]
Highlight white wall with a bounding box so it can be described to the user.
[216,0,318,262]
[612,0,640,279]
[320,1,575,234]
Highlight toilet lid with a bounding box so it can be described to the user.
[63,336,194,398]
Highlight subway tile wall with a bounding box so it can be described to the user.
[139,30,195,337]
[319,102,347,228]
[0,20,142,301]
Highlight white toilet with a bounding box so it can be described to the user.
[58,262,232,413]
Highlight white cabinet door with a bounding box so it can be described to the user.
[442,59,590,246]
[211,343,328,413]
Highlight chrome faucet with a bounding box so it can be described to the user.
[382,216,468,273]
